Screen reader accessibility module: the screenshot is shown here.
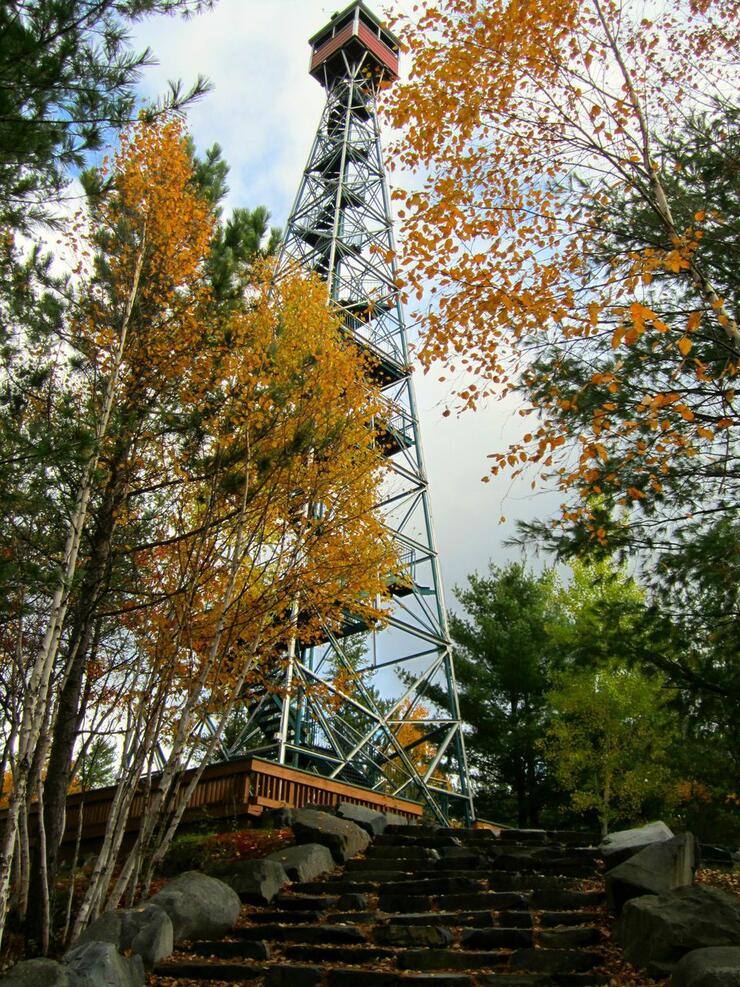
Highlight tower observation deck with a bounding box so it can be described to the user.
[218,2,473,824]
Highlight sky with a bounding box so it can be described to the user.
[131,0,561,604]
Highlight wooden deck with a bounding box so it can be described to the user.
[53,756,424,843]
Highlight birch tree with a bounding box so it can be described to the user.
[386,0,738,565]
[0,116,213,948]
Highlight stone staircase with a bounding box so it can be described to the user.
[151,825,612,987]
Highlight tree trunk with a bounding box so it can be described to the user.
[514,760,527,828]
[0,230,146,950]
[35,441,130,942]
[525,751,539,827]
[61,798,85,946]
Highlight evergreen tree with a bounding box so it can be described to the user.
[446,563,562,827]
[0,0,212,230]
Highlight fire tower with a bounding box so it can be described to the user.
[220,2,473,823]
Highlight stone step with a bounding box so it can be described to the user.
[550,976,610,986]
[556,847,600,861]
[436,827,498,842]
[529,888,604,909]
[328,910,377,923]
[384,824,441,836]
[545,831,601,847]
[264,964,324,987]
[539,910,603,928]
[498,850,599,866]
[493,845,595,860]
[373,833,464,849]
[386,908,533,930]
[430,890,536,910]
[372,924,454,947]
[333,892,369,910]
[158,964,611,987]
[397,949,509,971]
[498,829,549,844]
[436,855,490,869]
[379,891,529,925]
[381,908,513,927]
[404,865,596,882]
[189,939,271,959]
[344,859,417,873]
[325,972,473,987]
[494,911,534,929]
[538,927,602,948]
[295,878,381,894]
[508,948,602,974]
[364,844,441,861]
[460,927,534,949]
[473,977,551,987]
[412,869,492,880]
[273,893,340,909]
[153,961,266,981]
[377,893,433,912]
[154,825,612,987]
[235,924,367,944]
[499,829,599,847]
[377,877,484,895]
[476,977,609,987]
[492,857,596,877]
[485,873,577,892]
[282,943,399,965]
[246,909,323,924]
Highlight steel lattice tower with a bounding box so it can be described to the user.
[219,1,473,823]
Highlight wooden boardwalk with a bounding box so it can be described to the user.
[49,756,424,844]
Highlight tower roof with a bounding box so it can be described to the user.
[308,1,400,85]
[308,1,400,47]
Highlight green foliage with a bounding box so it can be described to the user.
[513,104,740,822]
[449,556,699,832]
[543,664,680,836]
[447,562,562,826]
[0,0,213,230]
[518,103,739,675]
[549,557,647,669]
[592,100,738,314]
[72,738,117,792]
[189,142,281,310]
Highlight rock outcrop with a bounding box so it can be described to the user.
[64,940,144,987]
[73,903,173,970]
[606,832,696,913]
[617,884,740,976]
[601,821,674,866]
[147,870,241,941]
[671,946,740,986]
[266,843,334,883]
[291,808,370,863]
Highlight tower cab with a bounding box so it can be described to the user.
[309,1,400,86]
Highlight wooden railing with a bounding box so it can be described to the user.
[22,756,423,845]
[246,759,424,821]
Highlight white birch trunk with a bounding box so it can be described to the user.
[0,230,147,949]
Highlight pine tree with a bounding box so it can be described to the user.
[0,0,212,230]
